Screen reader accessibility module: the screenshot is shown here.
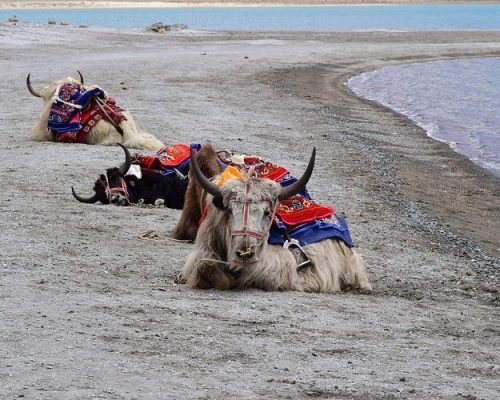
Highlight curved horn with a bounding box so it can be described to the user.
[278,147,316,201]
[117,143,132,177]
[189,146,222,198]
[71,186,99,204]
[26,73,41,98]
[77,70,84,85]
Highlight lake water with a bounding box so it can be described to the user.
[347,57,500,176]
[1,4,500,31]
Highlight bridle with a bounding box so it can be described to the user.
[229,180,278,244]
[101,174,130,205]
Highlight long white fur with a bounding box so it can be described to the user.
[181,178,372,292]
[30,78,164,151]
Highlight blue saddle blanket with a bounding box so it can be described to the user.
[269,213,354,248]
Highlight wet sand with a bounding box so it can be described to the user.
[0,23,499,399]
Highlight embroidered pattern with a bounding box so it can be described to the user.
[48,82,126,143]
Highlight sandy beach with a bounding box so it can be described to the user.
[1,20,499,399]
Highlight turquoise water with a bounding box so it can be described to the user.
[347,57,500,176]
[2,4,500,30]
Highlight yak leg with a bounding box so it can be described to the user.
[188,262,236,290]
[198,263,236,290]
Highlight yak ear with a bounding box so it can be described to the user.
[212,194,225,210]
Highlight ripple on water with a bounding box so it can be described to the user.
[347,57,500,176]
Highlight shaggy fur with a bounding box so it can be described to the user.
[172,143,222,241]
[181,178,372,293]
[30,77,164,151]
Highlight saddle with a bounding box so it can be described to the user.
[48,82,126,143]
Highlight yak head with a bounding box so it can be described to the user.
[191,147,316,268]
[26,71,85,104]
[71,143,132,206]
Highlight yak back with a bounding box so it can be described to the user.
[127,168,188,209]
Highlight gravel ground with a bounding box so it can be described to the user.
[0,23,499,399]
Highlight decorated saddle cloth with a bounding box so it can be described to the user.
[133,143,200,176]
[214,150,354,248]
[47,82,126,143]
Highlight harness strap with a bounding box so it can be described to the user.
[102,175,130,205]
[95,96,124,136]
[230,181,277,241]
[283,237,314,272]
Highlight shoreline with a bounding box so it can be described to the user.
[346,56,500,178]
[264,43,500,258]
[1,1,498,9]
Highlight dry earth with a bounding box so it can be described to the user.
[0,23,499,399]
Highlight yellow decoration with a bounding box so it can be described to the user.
[215,165,244,186]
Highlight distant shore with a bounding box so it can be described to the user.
[2,0,498,9]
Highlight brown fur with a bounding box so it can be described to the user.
[172,142,222,241]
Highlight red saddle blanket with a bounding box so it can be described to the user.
[215,150,334,228]
[134,143,191,170]
[216,150,288,181]
[276,195,334,228]
[57,99,125,143]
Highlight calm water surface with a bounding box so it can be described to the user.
[1,4,500,30]
[347,58,500,176]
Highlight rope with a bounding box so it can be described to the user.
[194,258,232,268]
[95,96,124,135]
[137,229,192,243]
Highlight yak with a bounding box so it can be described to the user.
[71,143,221,240]
[181,147,372,293]
[27,72,164,151]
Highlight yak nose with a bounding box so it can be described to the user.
[235,248,255,260]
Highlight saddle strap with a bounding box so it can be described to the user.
[95,97,124,136]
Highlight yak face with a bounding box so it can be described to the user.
[72,167,130,206]
[189,145,317,269]
[221,179,280,267]
[96,168,130,205]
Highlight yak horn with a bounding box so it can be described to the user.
[278,147,316,201]
[71,186,99,204]
[77,70,84,85]
[117,143,132,177]
[26,73,41,98]
[189,146,222,198]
